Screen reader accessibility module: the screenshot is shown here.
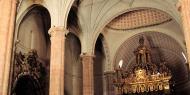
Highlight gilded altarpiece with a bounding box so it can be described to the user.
[11,50,48,95]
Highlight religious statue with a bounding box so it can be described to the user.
[113,36,172,94]
[134,36,150,67]
[12,49,48,91]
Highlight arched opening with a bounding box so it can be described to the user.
[64,33,82,95]
[67,6,79,30]
[10,5,51,95]
[14,75,42,95]
[94,34,106,95]
[67,2,80,35]
[101,7,188,95]
[64,1,82,94]
[114,32,189,94]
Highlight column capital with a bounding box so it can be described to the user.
[104,71,115,78]
[48,26,68,37]
[176,0,182,12]
[80,53,95,58]
[104,71,115,75]
[15,0,19,4]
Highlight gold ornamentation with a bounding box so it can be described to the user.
[113,37,172,94]
[13,49,42,78]
[12,49,48,94]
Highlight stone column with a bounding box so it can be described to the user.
[104,71,115,95]
[0,0,17,95]
[81,54,94,95]
[179,0,190,69]
[49,26,67,95]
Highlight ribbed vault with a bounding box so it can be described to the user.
[114,32,188,83]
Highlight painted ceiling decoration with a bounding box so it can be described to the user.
[107,8,172,30]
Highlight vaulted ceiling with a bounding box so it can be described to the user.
[107,8,172,30]
[114,32,188,83]
[105,7,187,84]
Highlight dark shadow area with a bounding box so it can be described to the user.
[64,33,82,95]
[94,34,105,95]
[14,75,42,95]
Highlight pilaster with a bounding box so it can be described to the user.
[179,0,190,69]
[0,0,17,94]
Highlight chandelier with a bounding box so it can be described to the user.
[113,37,172,94]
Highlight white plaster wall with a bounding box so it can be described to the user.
[78,0,181,54]
[102,20,184,71]
[17,11,48,58]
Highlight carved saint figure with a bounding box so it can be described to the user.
[134,36,150,66]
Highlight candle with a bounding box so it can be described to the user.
[119,60,123,68]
